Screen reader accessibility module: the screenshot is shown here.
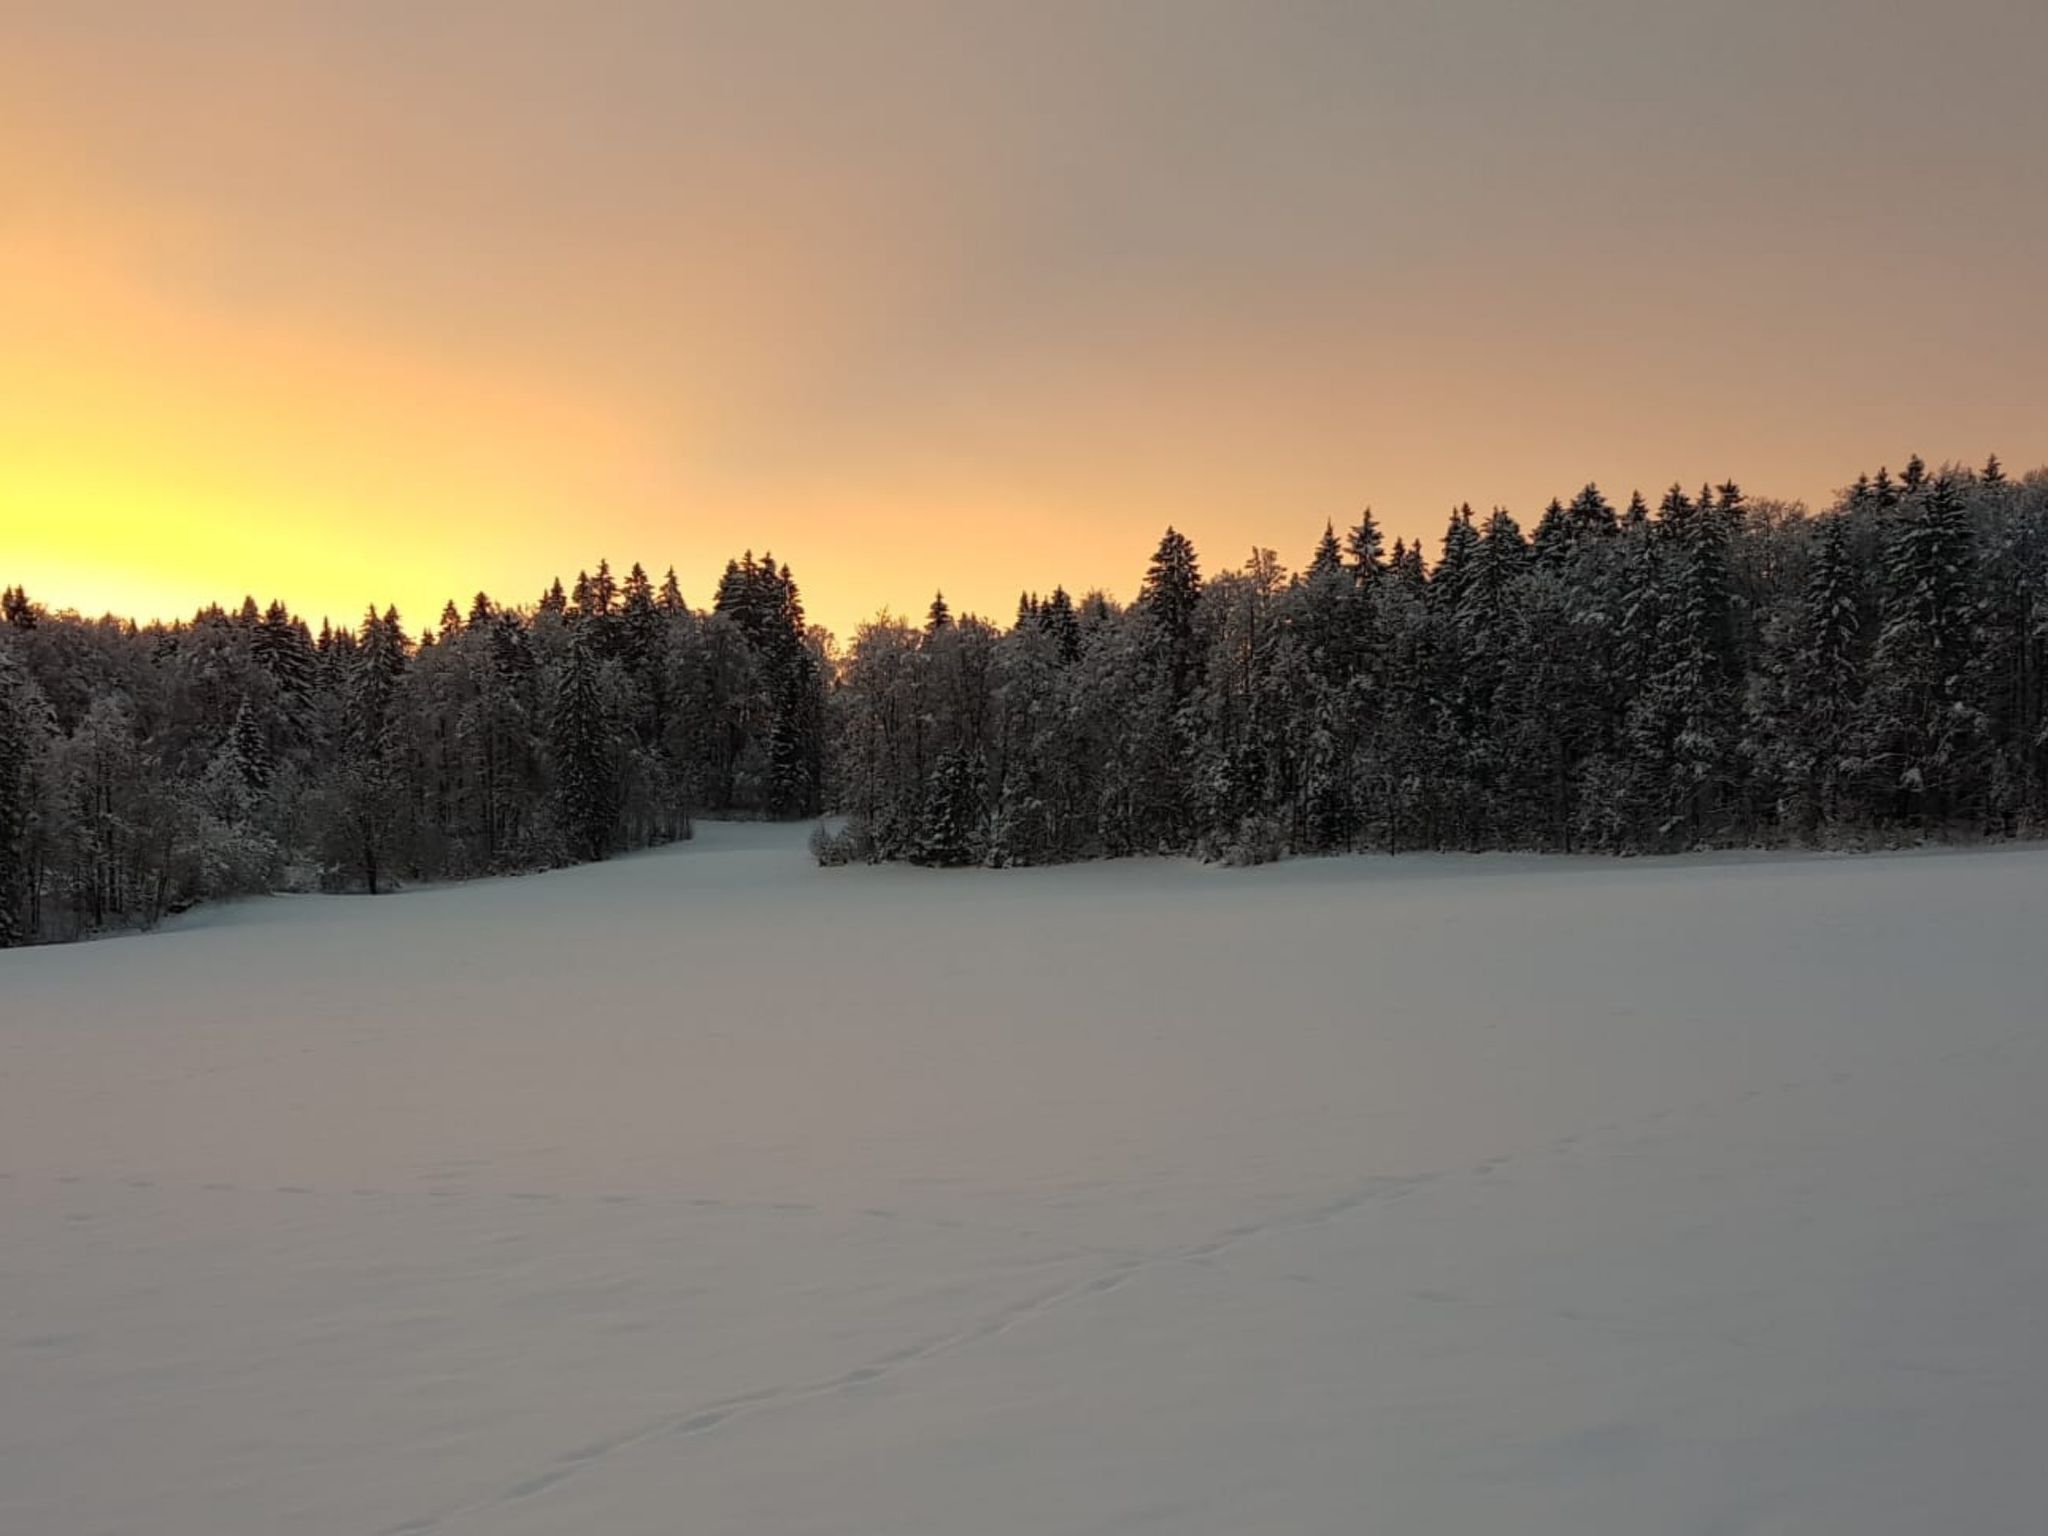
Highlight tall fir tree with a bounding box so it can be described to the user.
[550,631,614,861]
[0,646,47,944]
[1863,473,1980,826]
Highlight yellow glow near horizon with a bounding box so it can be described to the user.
[3,4,2044,641]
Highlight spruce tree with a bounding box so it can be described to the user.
[913,749,980,866]
[1430,505,1480,613]
[1308,522,1345,580]
[337,607,409,893]
[1343,508,1386,587]
[620,562,662,673]
[1567,483,1617,540]
[1140,527,1203,696]
[1039,586,1082,664]
[1390,538,1428,592]
[1531,498,1573,566]
[714,553,762,639]
[230,697,273,792]
[1794,511,1866,831]
[1666,480,1742,841]
[550,631,614,861]
[1141,529,1202,641]
[1864,473,1979,826]
[0,647,46,944]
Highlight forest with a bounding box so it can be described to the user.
[2,453,2044,945]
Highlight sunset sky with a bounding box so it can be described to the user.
[4,0,2045,641]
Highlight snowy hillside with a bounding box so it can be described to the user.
[3,824,2045,1535]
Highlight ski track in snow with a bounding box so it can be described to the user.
[376,1014,2037,1536]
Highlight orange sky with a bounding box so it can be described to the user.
[4,1,2044,641]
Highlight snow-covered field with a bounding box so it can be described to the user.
[3,824,2045,1536]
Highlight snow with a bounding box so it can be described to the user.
[3,823,2046,1535]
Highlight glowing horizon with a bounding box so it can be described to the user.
[4,2,2044,641]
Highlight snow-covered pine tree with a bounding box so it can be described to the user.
[658,567,687,614]
[1662,482,1746,843]
[0,645,49,944]
[1568,483,1617,541]
[229,697,273,792]
[620,563,661,669]
[1140,526,1203,697]
[1862,472,1980,828]
[1039,586,1082,664]
[912,748,980,866]
[549,629,615,862]
[1430,505,1479,614]
[1344,507,1386,588]
[1793,511,1867,831]
[1530,498,1572,567]
[1458,507,1528,841]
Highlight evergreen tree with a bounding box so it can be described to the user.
[912,749,980,866]
[1140,526,1203,692]
[1308,522,1344,581]
[1430,505,1480,613]
[1039,586,1082,664]
[550,631,614,861]
[658,567,687,613]
[1390,538,1427,592]
[1344,508,1386,587]
[1568,483,1617,541]
[0,646,48,944]
[1863,473,1980,826]
[1663,478,1743,841]
[1530,498,1572,566]
[333,606,409,893]
[620,562,662,672]
[1793,511,1867,832]
[229,697,273,791]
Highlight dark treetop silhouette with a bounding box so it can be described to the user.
[2,454,2044,943]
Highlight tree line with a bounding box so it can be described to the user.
[2,452,2043,943]
[826,454,2045,866]
[0,553,824,944]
